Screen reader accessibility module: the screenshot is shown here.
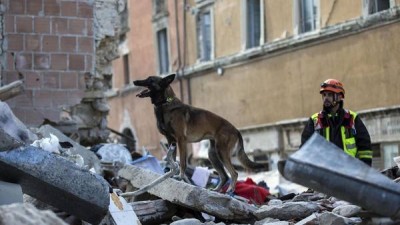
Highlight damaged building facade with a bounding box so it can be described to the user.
[108,0,400,171]
[0,0,129,146]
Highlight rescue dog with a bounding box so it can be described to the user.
[133,74,266,192]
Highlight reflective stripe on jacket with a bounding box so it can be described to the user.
[311,110,366,158]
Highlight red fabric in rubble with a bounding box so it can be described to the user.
[234,178,270,205]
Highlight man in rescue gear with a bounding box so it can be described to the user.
[301,79,373,166]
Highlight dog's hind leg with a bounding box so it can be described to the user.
[208,140,228,192]
[216,137,238,193]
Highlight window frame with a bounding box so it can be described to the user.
[242,0,265,50]
[363,0,393,17]
[156,27,170,75]
[293,0,320,35]
[196,6,215,62]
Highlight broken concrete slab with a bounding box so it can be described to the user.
[118,165,257,222]
[0,101,37,144]
[280,133,400,219]
[0,146,110,224]
[37,124,101,173]
[0,128,24,151]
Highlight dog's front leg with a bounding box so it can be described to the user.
[177,141,188,182]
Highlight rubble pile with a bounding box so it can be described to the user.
[0,98,400,225]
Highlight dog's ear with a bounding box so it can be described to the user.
[161,74,176,86]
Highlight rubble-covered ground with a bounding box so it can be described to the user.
[0,100,400,225]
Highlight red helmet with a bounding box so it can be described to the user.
[320,79,345,97]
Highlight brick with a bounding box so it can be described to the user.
[3,71,20,84]
[67,90,84,105]
[44,0,60,16]
[61,1,77,17]
[6,53,15,70]
[16,53,33,70]
[60,36,76,52]
[52,18,68,34]
[69,18,86,35]
[24,72,41,88]
[33,89,53,107]
[69,54,85,70]
[60,72,78,89]
[78,37,94,53]
[26,35,41,51]
[27,0,43,15]
[51,90,71,106]
[34,53,50,70]
[5,15,15,33]
[34,17,51,34]
[78,72,86,89]
[51,53,68,70]
[7,34,24,51]
[9,107,26,122]
[78,2,93,18]
[87,19,93,36]
[85,54,93,72]
[16,16,34,33]
[42,35,59,52]
[10,91,34,111]
[42,72,60,89]
[9,0,25,14]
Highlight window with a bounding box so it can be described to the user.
[366,0,390,15]
[123,54,130,85]
[382,143,399,169]
[197,10,213,61]
[154,0,166,15]
[157,28,169,74]
[299,0,319,33]
[246,0,262,49]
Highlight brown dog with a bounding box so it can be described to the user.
[133,74,266,192]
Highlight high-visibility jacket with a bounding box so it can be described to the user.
[301,108,373,166]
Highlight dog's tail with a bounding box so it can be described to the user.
[237,132,268,170]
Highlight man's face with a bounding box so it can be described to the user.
[321,91,341,108]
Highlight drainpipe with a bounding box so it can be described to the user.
[174,0,183,100]
[183,0,191,105]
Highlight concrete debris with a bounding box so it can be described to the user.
[130,199,178,225]
[0,146,110,224]
[0,128,24,151]
[36,124,102,174]
[0,101,37,146]
[95,143,132,164]
[0,203,68,225]
[0,80,24,101]
[254,201,320,221]
[332,205,362,217]
[118,165,258,222]
[1,102,400,224]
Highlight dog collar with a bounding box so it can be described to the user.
[166,97,174,103]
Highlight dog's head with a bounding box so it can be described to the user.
[133,74,176,100]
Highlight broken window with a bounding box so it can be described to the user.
[299,0,318,33]
[196,10,213,61]
[123,54,130,85]
[157,28,170,74]
[246,0,262,49]
[367,0,390,14]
